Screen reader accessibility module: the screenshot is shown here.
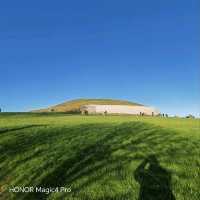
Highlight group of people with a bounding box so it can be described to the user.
[139,112,168,117]
[161,113,168,117]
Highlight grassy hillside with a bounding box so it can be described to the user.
[0,114,199,200]
[32,98,143,113]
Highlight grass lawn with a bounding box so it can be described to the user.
[0,113,199,200]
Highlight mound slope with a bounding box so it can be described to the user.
[32,98,143,113]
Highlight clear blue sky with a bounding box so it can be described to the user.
[0,0,199,116]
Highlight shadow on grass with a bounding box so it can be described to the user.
[1,121,193,200]
[134,155,176,200]
[0,124,47,182]
[0,125,45,135]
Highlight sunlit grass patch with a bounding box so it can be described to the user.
[0,113,199,200]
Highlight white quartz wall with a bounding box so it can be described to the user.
[80,105,159,115]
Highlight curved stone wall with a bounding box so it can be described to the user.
[80,105,160,115]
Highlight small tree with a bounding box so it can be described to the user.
[186,114,195,119]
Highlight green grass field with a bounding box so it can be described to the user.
[0,113,199,200]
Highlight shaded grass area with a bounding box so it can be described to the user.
[0,115,199,200]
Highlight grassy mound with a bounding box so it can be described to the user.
[32,98,143,113]
[0,114,199,200]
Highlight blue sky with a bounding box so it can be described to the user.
[0,0,199,116]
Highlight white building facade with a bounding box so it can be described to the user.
[80,105,160,116]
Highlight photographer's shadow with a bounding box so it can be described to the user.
[134,155,176,200]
